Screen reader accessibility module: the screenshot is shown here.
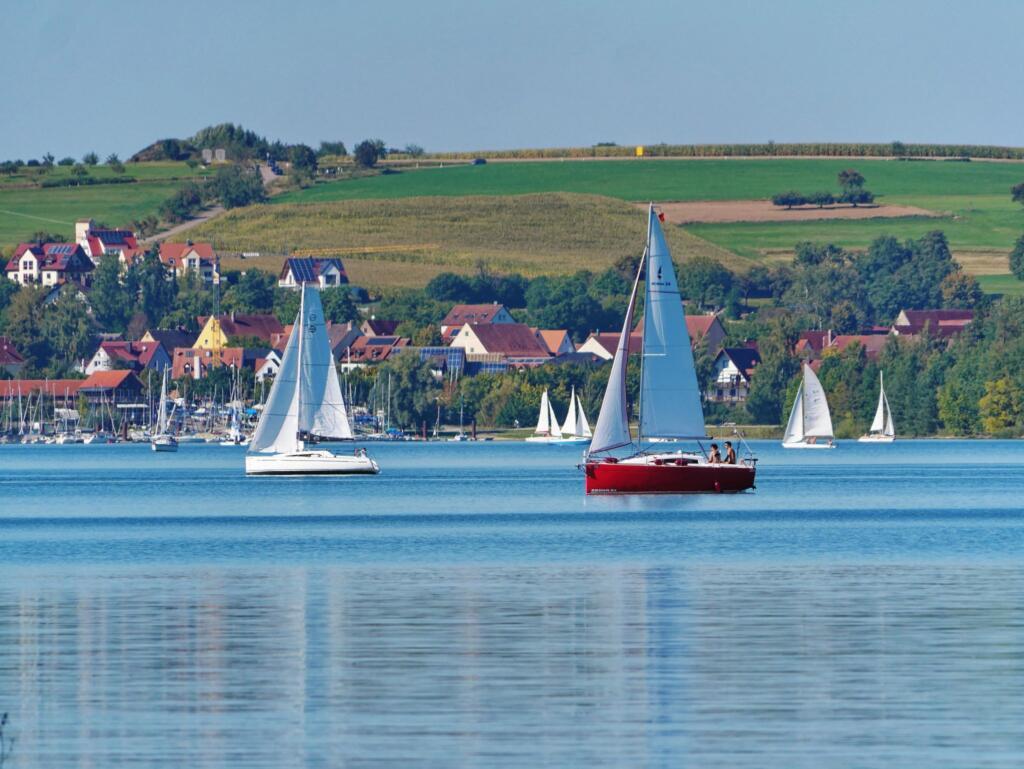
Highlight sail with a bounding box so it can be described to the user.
[883,384,895,437]
[535,390,552,435]
[575,392,592,438]
[801,364,834,438]
[297,284,353,440]
[561,387,579,436]
[870,373,886,433]
[588,256,643,454]
[248,305,302,454]
[156,369,169,434]
[548,399,563,438]
[639,206,706,440]
[782,383,805,444]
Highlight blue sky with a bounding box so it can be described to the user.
[3,0,1023,159]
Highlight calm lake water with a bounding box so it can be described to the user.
[2,439,1024,768]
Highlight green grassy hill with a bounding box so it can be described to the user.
[277,158,1024,203]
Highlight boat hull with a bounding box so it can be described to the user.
[245,449,379,476]
[782,440,835,449]
[583,457,756,495]
[857,435,895,443]
[151,436,178,452]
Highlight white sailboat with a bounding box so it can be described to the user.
[858,371,895,443]
[525,388,564,442]
[555,386,592,444]
[151,369,178,452]
[782,363,836,449]
[245,283,379,476]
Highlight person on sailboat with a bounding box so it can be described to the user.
[724,441,736,464]
[708,443,722,464]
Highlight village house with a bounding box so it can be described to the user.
[76,218,139,265]
[532,329,575,356]
[254,350,283,382]
[171,346,270,380]
[342,336,411,368]
[5,242,95,287]
[577,315,727,360]
[195,313,284,350]
[77,370,146,408]
[449,323,551,366]
[708,346,761,403]
[278,257,348,289]
[0,337,26,376]
[83,340,171,375]
[159,242,219,283]
[891,309,974,339]
[274,321,362,362]
[826,334,890,360]
[141,328,198,352]
[361,318,400,337]
[441,303,515,340]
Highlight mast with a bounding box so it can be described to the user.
[296,283,306,447]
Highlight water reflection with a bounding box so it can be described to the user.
[2,563,1023,768]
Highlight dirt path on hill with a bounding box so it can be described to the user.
[650,200,940,224]
[141,205,225,243]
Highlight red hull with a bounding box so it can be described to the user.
[584,459,756,495]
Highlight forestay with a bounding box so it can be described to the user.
[639,206,706,441]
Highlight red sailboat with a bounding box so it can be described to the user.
[581,206,757,494]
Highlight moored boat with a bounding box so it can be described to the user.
[245,283,378,476]
[582,205,756,494]
[525,389,563,443]
[151,369,178,452]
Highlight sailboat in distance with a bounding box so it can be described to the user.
[557,386,592,444]
[782,363,836,448]
[581,205,757,494]
[151,368,178,452]
[245,283,379,476]
[858,371,895,442]
[525,388,563,442]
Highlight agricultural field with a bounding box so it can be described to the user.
[0,162,211,248]
[194,193,744,290]
[276,157,1024,204]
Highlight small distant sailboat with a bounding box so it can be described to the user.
[448,399,470,441]
[782,363,835,449]
[151,369,178,452]
[555,386,592,444]
[526,388,563,443]
[245,283,379,476]
[858,371,895,443]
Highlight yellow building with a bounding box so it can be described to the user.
[194,316,229,351]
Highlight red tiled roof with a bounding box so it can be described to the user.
[347,335,409,363]
[442,304,509,328]
[362,318,399,336]
[533,329,572,355]
[828,335,889,359]
[80,370,141,390]
[0,337,24,366]
[0,380,83,398]
[159,242,216,267]
[583,332,644,357]
[97,341,164,368]
[463,323,550,357]
[6,242,93,273]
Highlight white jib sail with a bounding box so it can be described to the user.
[576,391,592,438]
[297,284,353,441]
[535,389,552,435]
[156,369,169,434]
[588,253,643,454]
[801,363,834,438]
[870,372,886,433]
[548,398,563,438]
[561,387,579,436]
[783,382,805,444]
[639,205,706,441]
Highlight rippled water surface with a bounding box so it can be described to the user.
[2,440,1024,768]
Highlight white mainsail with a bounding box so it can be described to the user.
[535,389,553,436]
[639,206,706,441]
[156,369,170,435]
[248,284,353,454]
[560,388,578,436]
[869,372,895,437]
[588,253,643,454]
[782,383,805,444]
[801,363,834,438]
